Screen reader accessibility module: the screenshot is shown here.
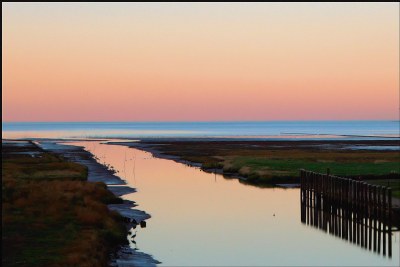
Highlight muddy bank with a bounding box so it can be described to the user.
[3,140,125,266]
[109,140,400,227]
[108,139,400,193]
[107,141,250,183]
[36,140,159,267]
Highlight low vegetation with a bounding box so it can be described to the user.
[2,141,126,267]
[139,140,400,192]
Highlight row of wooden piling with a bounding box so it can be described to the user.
[300,169,393,257]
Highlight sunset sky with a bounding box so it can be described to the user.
[2,3,399,121]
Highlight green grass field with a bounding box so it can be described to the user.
[230,156,399,177]
[139,140,400,196]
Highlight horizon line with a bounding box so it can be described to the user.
[2,119,400,124]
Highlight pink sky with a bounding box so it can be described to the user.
[2,3,399,121]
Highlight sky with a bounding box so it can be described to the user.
[2,3,399,122]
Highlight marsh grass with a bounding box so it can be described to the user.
[144,141,400,189]
[2,144,126,267]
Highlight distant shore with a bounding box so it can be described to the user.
[109,138,400,227]
[108,139,400,193]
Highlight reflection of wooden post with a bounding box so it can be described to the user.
[357,182,362,245]
[336,177,339,236]
[388,188,392,258]
[308,172,311,225]
[363,182,368,248]
[299,172,394,257]
[328,175,331,233]
[373,186,377,252]
[318,174,322,229]
[332,176,336,235]
[345,179,348,239]
[360,182,364,246]
[349,180,353,242]
[377,186,381,253]
[310,172,313,226]
[343,179,347,239]
[301,171,304,220]
[340,179,343,238]
[314,173,318,227]
[323,172,328,231]
[352,180,357,243]
[361,182,366,248]
[305,171,309,224]
[356,181,359,244]
[336,177,340,236]
[368,184,372,250]
[382,188,386,256]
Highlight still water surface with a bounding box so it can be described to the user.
[71,141,399,266]
[3,121,400,139]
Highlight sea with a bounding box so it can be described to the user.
[2,120,399,140]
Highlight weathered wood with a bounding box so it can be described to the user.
[353,180,357,243]
[377,186,381,253]
[382,188,386,256]
[388,188,392,258]
[373,185,377,252]
[363,182,368,248]
[360,182,364,247]
[368,184,372,250]
[299,170,392,257]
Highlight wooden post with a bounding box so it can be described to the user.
[311,172,314,226]
[310,171,313,225]
[382,187,386,256]
[340,178,343,238]
[353,180,356,243]
[356,181,360,245]
[345,178,348,239]
[300,170,305,223]
[299,170,393,256]
[318,173,322,229]
[363,182,368,248]
[373,185,377,252]
[377,186,381,253]
[388,187,392,258]
[349,180,353,242]
[368,184,373,250]
[360,182,364,247]
[313,172,318,227]
[323,172,328,231]
[305,171,309,224]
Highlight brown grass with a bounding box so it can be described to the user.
[2,143,126,267]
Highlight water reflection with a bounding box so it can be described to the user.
[70,141,399,266]
[301,178,394,257]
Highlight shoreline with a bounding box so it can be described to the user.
[3,137,400,266]
[108,139,400,227]
[107,141,253,184]
[108,139,400,183]
[36,140,159,267]
[2,139,159,267]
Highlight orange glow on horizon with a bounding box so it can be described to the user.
[2,3,399,121]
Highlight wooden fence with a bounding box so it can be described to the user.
[300,169,393,257]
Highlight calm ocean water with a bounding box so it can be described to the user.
[2,121,400,139]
